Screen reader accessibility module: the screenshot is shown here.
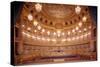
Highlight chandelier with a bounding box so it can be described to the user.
[75,5,81,14]
[35,3,42,12]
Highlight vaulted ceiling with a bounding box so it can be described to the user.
[16,2,95,46]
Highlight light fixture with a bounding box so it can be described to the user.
[72,29,75,33]
[67,31,71,35]
[76,26,79,30]
[53,32,56,35]
[84,33,88,37]
[75,5,81,14]
[27,27,31,30]
[27,14,33,21]
[78,22,82,27]
[87,32,91,35]
[33,20,38,26]
[82,16,87,22]
[83,28,87,31]
[52,38,56,42]
[57,34,60,37]
[57,30,61,34]
[22,31,25,35]
[22,25,25,27]
[37,25,41,30]
[62,32,65,35]
[35,3,42,12]
[34,30,37,32]
[62,39,66,41]
[26,33,31,37]
[22,32,31,37]
[42,29,45,33]
[47,31,50,35]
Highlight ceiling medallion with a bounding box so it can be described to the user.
[35,3,42,12]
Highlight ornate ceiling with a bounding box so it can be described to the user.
[42,4,75,19]
[17,2,95,46]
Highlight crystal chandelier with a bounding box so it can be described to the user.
[35,3,42,12]
[75,5,81,14]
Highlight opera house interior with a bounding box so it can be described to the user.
[11,2,97,65]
